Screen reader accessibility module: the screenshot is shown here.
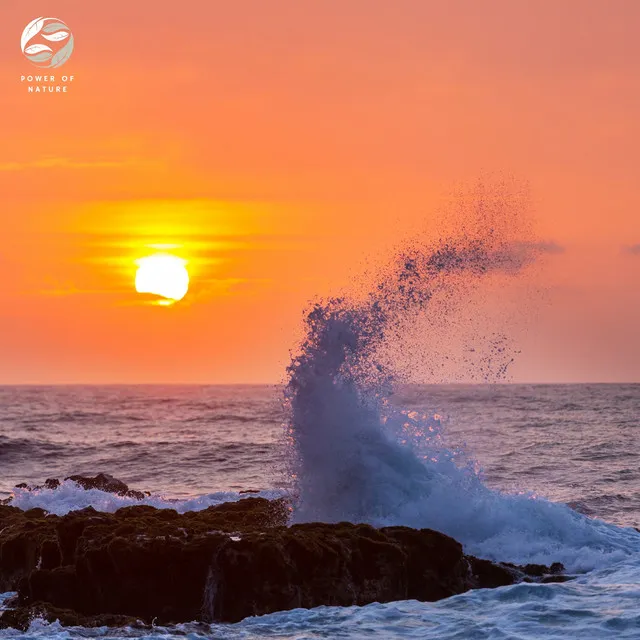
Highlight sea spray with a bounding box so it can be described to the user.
[285,235,529,522]
[284,228,640,570]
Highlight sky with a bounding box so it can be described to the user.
[1,0,640,384]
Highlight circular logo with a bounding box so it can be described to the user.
[21,17,74,69]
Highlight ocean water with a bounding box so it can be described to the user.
[1,384,640,639]
[2,232,640,638]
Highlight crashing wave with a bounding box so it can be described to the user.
[284,230,640,570]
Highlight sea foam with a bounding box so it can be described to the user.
[8,481,285,516]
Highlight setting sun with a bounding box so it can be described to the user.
[134,254,190,304]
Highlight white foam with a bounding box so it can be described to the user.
[0,592,16,611]
[7,481,285,516]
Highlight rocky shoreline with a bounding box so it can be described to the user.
[0,475,567,630]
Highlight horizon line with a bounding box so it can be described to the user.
[1,381,639,387]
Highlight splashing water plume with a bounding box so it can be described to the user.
[284,191,640,570]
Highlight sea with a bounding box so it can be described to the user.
[2,236,640,638]
[1,383,640,639]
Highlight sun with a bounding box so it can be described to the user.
[135,254,190,304]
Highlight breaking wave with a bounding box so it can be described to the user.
[284,231,640,571]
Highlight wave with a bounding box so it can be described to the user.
[284,230,640,571]
[0,436,72,458]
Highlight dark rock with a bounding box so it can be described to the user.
[0,601,141,631]
[467,557,515,588]
[64,474,146,500]
[0,496,565,628]
[11,474,148,501]
[469,557,569,587]
[0,506,55,592]
[549,562,564,574]
[522,563,553,577]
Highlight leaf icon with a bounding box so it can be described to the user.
[50,36,74,68]
[21,17,45,53]
[24,44,53,55]
[42,21,68,34]
[27,51,53,63]
[42,31,69,42]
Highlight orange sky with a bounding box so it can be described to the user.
[1,0,640,383]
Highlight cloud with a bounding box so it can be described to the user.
[623,244,640,255]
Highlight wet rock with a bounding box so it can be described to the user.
[468,557,569,588]
[467,557,515,588]
[64,474,147,500]
[11,474,149,500]
[0,506,54,592]
[0,496,565,627]
[0,601,141,631]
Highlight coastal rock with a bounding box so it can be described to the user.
[13,474,149,500]
[0,493,565,628]
[0,600,141,631]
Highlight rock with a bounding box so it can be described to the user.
[0,505,53,592]
[64,474,147,500]
[0,496,565,627]
[0,601,141,631]
[11,474,149,501]
[467,557,515,588]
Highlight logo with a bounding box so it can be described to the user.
[21,17,74,69]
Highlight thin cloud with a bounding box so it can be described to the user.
[623,244,640,255]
